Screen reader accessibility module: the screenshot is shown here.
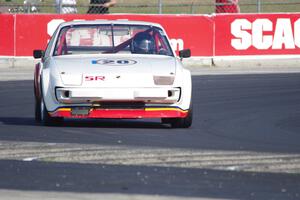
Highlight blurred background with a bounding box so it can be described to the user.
[0,0,300,14]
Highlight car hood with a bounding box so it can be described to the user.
[51,54,177,87]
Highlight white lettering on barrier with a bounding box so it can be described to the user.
[252,19,273,50]
[47,19,65,36]
[231,18,300,50]
[231,19,252,50]
[47,19,185,51]
[170,39,184,51]
[273,19,295,49]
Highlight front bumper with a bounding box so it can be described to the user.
[56,87,181,104]
[49,107,188,119]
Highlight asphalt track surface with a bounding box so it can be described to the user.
[0,74,300,200]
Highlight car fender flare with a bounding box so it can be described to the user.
[34,63,42,100]
[182,69,192,109]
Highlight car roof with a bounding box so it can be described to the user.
[59,20,163,29]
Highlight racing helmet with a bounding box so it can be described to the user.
[132,32,155,54]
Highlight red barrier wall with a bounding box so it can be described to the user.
[1,14,300,57]
[0,14,14,56]
[7,14,214,56]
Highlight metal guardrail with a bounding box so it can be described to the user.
[1,0,300,14]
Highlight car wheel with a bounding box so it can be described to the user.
[34,79,41,122]
[162,103,193,128]
[40,97,62,126]
[35,97,41,122]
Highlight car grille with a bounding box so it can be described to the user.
[95,102,146,109]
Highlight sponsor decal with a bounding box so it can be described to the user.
[92,59,137,65]
[170,38,184,51]
[85,76,105,81]
[231,18,300,50]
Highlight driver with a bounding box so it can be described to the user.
[132,32,155,54]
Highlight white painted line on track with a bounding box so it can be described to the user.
[0,189,225,200]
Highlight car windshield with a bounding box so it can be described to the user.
[53,24,174,57]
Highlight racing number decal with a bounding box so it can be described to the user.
[97,60,115,65]
[117,60,130,64]
[92,59,137,65]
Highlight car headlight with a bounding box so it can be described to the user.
[153,76,175,85]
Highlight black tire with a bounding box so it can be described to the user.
[34,79,41,122]
[40,97,62,126]
[35,97,41,122]
[162,103,193,128]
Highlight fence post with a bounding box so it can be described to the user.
[257,0,261,13]
[158,0,162,14]
[191,2,194,14]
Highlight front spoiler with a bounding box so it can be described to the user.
[49,107,188,119]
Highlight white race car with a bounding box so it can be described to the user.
[33,20,192,128]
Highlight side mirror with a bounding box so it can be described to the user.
[179,49,191,58]
[33,50,44,59]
